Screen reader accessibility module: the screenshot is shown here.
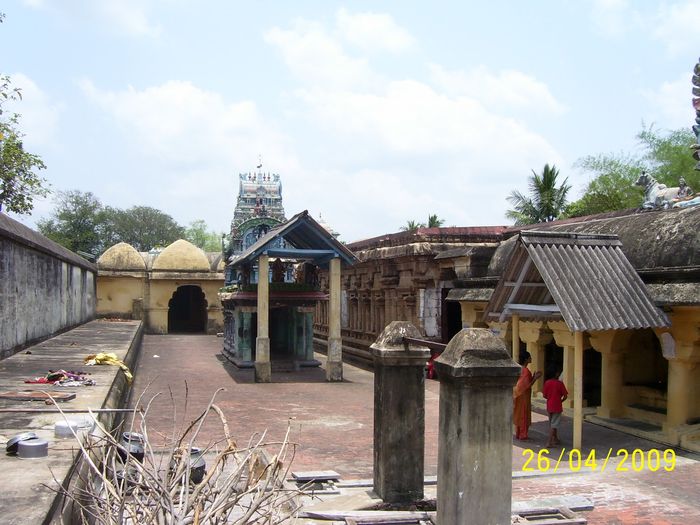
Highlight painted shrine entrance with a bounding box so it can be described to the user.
[221,211,358,383]
[168,285,207,333]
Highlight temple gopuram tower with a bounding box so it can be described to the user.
[225,168,287,283]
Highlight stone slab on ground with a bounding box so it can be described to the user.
[0,320,142,525]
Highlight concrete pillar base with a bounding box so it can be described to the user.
[326,336,343,381]
[255,337,271,383]
[326,361,343,382]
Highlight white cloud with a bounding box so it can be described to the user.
[336,8,414,53]
[653,1,700,56]
[590,0,632,36]
[262,13,565,239]
[264,19,377,89]
[429,64,566,115]
[77,79,302,230]
[297,80,559,163]
[5,73,62,148]
[22,0,162,38]
[642,72,695,128]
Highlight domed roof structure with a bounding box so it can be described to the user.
[97,242,146,271]
[152,239,210,271]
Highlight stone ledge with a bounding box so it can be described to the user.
[0,319,143,525]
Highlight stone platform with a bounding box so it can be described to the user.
[0,320,142,525]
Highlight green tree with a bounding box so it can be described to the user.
[565,154,644,217]
[506,164,570,225]
[185,219,224,252]
[101,205,185,252]
[38,191,103,255]
[399,219,424,232]
[0,74,48,214]
[426,214,445,228]
[566,125,698,217]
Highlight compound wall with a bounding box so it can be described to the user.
[0,213,96,358]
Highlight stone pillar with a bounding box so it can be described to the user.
[656,308,700,441]
[238,309,254,364]
[573,331,584,450]
[435,329,520,525]
[519,321,551,394]
[511,314,520,363]
[255,255,271,383]
[549,321,576,409]
[371,322,430,503]
[589,330,627,419]
[666,359,694,431]
[327,257,343,381]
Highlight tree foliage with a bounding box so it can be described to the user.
[38,191,103,254]
[99,205,185,252]
[567,125,698,217]
[185,219,224,252]
[0,74,48,214]
[506,164,570,225]
[38,191,188,255]
[426,214,445,228]
[400,214,445,231]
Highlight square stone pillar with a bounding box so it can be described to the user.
[371,322,431,504]
[435,328,520,525]
[255,254,271,383]
[327,257,343,381]
[589,330,628,419]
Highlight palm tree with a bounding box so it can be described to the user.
[506,164,571,225]
[400,219,424,232]
[426,214,445,227]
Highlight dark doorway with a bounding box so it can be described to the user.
[583,347,602,408]
[544,341,564,379]
[441,290,462,344]
[168,286,207,333]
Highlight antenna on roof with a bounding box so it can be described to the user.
[256,154,263,170]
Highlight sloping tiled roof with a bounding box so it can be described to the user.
[229,210,358,268]
[483,231,670,332]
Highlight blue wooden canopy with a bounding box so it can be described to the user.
[229,210,358,269]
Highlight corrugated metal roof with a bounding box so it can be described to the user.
[229,210,358,269]
[483,231,670,331]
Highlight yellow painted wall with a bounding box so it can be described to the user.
[96,276,145,318]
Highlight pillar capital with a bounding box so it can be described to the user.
[548,321,589,349]
[435,328,520,386]
[588,330,632,354]
[519,321,553,345]
[371,321,430,366]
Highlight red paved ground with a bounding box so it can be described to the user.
[129,335,700,523]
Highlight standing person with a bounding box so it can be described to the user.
[542,366,568,447]
[513,350,542,441]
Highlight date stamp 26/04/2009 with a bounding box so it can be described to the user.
[521,448,676,473]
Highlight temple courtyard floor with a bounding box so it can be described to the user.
[130,334,700,525]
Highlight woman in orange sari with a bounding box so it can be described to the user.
[513,350,542,440]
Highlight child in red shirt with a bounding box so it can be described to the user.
[542,366,568,447]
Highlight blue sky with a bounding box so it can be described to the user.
[3,0,699,243]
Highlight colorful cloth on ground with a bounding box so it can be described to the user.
[513,366,533,439]
[542,378,568,414]
[84,353,133,384]
[25,369,93,386]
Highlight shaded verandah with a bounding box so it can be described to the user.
[482,230,670,448]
